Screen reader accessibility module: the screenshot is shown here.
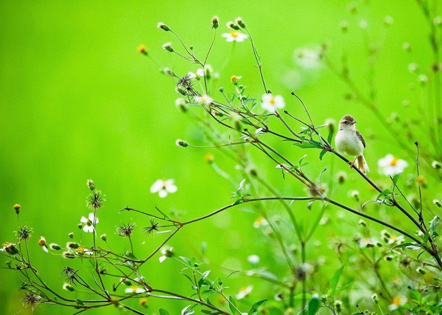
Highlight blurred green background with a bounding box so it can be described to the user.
[0,0,435,314]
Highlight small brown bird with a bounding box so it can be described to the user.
[335,115,369,173]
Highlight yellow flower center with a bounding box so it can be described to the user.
[38,239,46,246]
[390,157,399,166]
[392,296,401,305]
[417,175,424,183]
[269,97,276,105]
[230,31,239,38]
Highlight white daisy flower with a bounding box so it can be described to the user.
[253,217,269,228]
[194,95,213,105]
[125,286,146,294]
[247,255,260,265]
[236,285,253,300]
[159,247,173,263]
[387,234,405,245]
[261,93,285,113]
[80,213,99,233]
[188,65,213,79]
[38,237,49,253]
[76,247,93,255]
[389,296,407,311]
[294,47,322,69]
[378,154,409,176]
[222,31,247,42]
[150,179,177,198]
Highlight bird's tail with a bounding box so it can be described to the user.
[356,155,369,174]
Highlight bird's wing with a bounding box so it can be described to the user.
[356,131,366,148]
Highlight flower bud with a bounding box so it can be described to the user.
[62,251,75,259]
[350,190,360,201]
[219,87,224,93]
[416,267,426,274]
[402,42,411,52]
[358,219,366,227]
[372,294,379,304]
[384,255,394,261]
[68,232,74,239]
[157,22,170,31]
[139,298,148,307]
[175,139,188,147]
[204,154,215,164]
[383,16,394,27]
[432,160,441,169]
[13,204,21,214]
[337,171,347,184]
[49,243,61,250]
[66,242,79,249]
[211,16,219,29]
[334,300,342,313]
[162,42,173,52]
[231,75,242,84]
[100,234,107,241]
[138,45,148,55]
[340,21,349,33]
[161,67,175,77]
[77,223,83,229]
[433,199,442,208]
[86,179,95,191]
[63,283,75,291]
[226,21,240,30]
[235,17,246,28]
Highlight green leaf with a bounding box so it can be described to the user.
[319,149,327,160]
[376,189,392,200]
[307,295,321,315]
[429,216,440,237]
[248,299,267,315]
[327,127,334,144]
[294,140,322,149]
[392,174,401,184]
[179,256,192,266]
[329,265,345,299]
[159,309,170,315]
[228,296,237,315]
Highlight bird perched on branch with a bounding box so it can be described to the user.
[335,115,369,174]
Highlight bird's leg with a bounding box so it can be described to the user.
[348,157,357,169]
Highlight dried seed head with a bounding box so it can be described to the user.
[175,139,188,147]
[13,204,21,214]
[49,243,61,250]
[157,22,170,31]
[211,16,219,29]
[226,21,240,30]
[62,251,75,259]
[235,17,246,28]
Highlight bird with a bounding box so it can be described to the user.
[335,115,369,174]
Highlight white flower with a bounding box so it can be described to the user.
[188,65,213,79]
[159,247,173,263]
[378,154,409,176]
[38,236,48,253]
[359,237,377,248]
[387,234,405,245]
[76,247,93,255]
[253,217,268,228]
[150,179,177,198]
[294,47,322,69]
[125,286,146,294]
[222,31,247,42]
[261,93,285,113]
[247,255,260,265]
[194,95,213,105]
[236,285,253,299]
[389,296,407,311]
[80,213,99,233]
